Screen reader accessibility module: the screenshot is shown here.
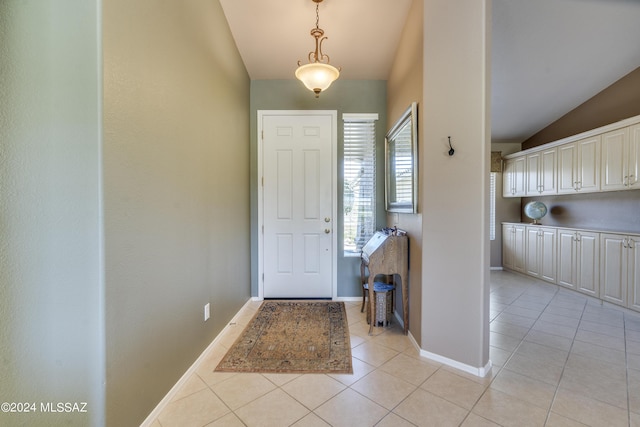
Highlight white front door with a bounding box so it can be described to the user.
[259,111,336,298]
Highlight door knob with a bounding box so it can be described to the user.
[325,217,331,222]
[324,229,331,234]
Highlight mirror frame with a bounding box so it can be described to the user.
[385,102,418,213]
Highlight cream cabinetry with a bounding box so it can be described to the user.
[600,232,640,308]
[557,135,600,194]
[557,229,599,297]
[502,223,526,273]
[526,148,557,195]
[502,224,640,312]
[525,226,556,283]
[503,156,526,197]
[601,124,640,191]
[502,115,640,198]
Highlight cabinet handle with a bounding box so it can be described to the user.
[630,174,636,186]
[624,175,629,187]
[623,238,628,249]
[630,238,636,249]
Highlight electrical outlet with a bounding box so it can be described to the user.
[204,303,210,321]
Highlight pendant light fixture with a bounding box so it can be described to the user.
[295,0,340,98]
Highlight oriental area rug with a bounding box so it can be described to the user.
[215,301,352,374]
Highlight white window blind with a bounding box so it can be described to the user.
[343,114,378,253]
[490,172,496,241]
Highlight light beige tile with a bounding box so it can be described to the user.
[378,353,439,386]
[578,320,625,338]
[171,374,208,402]
[234,388,309,427]
[210,373,276,410]
[563,353,627,385]
[376,412,417,427]
[489,346,512,368]
[551,388,628,427]
[503,352,563,386]
[420,369,486,410]
[531,319,577,339]
[627,367,640,414]
[627,339,640,355]
[574,329,625,351]
[195,345,237,386]
[512,340,568,367]
[351,341,399,367]
[314,388,389,427]
[348,318,387,338]
[489,320,530,339]
[204,412,245,427]
[490,369,556,411]
[149,420,162,427]
[558,375,627,410]
[393,388,468,427]
[262,372,300,387]
[291,412,331,427]
[537,312,580,328]
[328,356,375,386]
[472,389,547,427]
[632,411,640,427]
[570,339,626,365]
[460,413,501,427]
[629,353,640,371]
[351,369,416,410]
[372,329,413,352]
[349,333,368,349]
[490,331,522,352]
[158,388,230,427]
[544,412,589,427]
[503,305,543,319]
[524,329,573,352]
[281,374,346,410]
[494,312,537,328]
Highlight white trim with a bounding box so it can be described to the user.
[490,266,504,271]
[333,296,362,302]
[407,331,493,378]
[257,110,338,300]
[342,113,379,121]
[503,113,640,159]
[139,299,255,427]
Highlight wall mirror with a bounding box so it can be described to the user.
[385,102,418,213]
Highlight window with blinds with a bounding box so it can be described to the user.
[490,172,496,240]
[343,113,378,254]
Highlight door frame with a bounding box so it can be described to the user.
[257,110,338,299]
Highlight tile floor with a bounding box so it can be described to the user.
[150,270,640,426]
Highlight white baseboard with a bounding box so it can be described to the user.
[139,298,255,427]
[333,296,362,302]
[490,266,504,271]
[407,331,492,378]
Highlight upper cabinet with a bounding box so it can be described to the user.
[502,115,640,198]
[503,156,526,197]
[526,148,557,195]
[601,124,640,191]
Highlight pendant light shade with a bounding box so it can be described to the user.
[295,63,340,97]
[295,0,340,98]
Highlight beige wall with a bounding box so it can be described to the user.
[103,1,251,425]
[0,2,104,426]
[386,0,424,344]
[421,0,491,370]
[522,66,640,150]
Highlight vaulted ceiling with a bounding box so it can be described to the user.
[220,0,640,143]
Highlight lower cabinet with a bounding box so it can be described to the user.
[600,233,640,308]
[557,229,599,297]
[503,223,640,312]
[525,226,556,284]
[502,224,526,273]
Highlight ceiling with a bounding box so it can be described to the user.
[220,0,640,143]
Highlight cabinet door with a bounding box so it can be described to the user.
[558,229,577,289]
[526,227,541,278]
[558,143,577,194]
[629,124,640,189]
[526,153,541,195]
[576,135,600,193]
[540,148,557,195]
[502,224,514,270]
[600,127,628,191]
[513,225,526,273]
[576,231,599,297]
[540,227,557,283]
[503,157,526,197]
[600,233,627,306]
[628,235,640,311]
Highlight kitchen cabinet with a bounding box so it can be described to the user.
[557,229,599,297]
[526,148,557,195]
[600,232,640,308]
[557,135,600,194]
[502,223,526,273]
[601,124,640,191]
[525,226,556,284]
[503,156,526,197]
